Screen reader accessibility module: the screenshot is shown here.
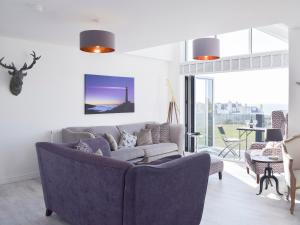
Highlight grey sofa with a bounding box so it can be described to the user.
[62,122,184,163]
[36,140,211,225]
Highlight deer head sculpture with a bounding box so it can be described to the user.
[0,51,41,96]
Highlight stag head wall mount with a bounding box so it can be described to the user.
[0,51,41,96]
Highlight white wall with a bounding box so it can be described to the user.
[0,36,169,184]
[288,28,300,136]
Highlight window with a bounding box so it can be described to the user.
[252,28,288,53]
[217,29,250,57]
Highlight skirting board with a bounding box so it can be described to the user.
[0,171,40,185]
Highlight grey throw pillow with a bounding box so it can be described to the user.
[136,129,153,146]
[160,123,170,143]
[73,140,93,153]
[119,130,137,148]
[104,133,118,151]
[146,124,160,144]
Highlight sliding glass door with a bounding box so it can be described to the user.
[195,77,214,148]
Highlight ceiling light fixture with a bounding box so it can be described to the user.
[193,37,220,60]
[80,30,115,53]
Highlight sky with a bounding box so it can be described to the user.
[85,74,134,105]
[197,68,289,105]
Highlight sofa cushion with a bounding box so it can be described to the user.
[73,140,93,153]
[140,143,178,157]
[119,130,137,148]
[160,123,170,143]
[104,133,118,151]
[111,148,145,161]
[136,129,153,146]
[85,126,120,142]
[82,137,111,157]
[117,122,153,135]
[146,124,160,144]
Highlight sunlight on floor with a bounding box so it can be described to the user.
[223,160,258,188]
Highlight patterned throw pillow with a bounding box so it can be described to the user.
[94,148,103,156]
[136,129,153,146]
[160,123,170,143]
[119,130,137,148]
[104,133,118,151]
[146,124,160,144]
[73,140,93,153]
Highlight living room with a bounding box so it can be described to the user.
[0,1,300,225]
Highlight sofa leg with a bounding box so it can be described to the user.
[218,172,222,180]
[256,174,260,184]
[46,209,53,217]
[246,167,249,174]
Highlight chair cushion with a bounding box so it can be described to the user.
[140,143,178,157]
[111,148,145,161]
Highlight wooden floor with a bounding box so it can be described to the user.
[0,161,299,225]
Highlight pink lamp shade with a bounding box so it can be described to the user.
[193,38,220,60]
[80,30,115,53]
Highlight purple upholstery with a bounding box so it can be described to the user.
[123,153,210,225]
[36,142,210,225]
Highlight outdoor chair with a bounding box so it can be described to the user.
[217,126,244,158]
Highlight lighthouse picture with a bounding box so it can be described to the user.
[84,74,134,114]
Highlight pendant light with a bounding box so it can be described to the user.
[80,30,115,53]
[193,37,220,60]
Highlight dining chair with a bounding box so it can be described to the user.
[217,126,243,158]
[282,135,300,214]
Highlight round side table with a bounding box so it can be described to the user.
[251,155,283,195]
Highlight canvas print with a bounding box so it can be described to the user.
[85,74,134,114]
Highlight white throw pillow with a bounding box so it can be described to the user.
[119,130,137,148]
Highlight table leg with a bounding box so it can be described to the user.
[271,175,283,195]
[257,164,282,195]
[257,175,267,195]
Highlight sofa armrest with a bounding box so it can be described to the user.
[169,124,184,154]
[36,142,132,225]
[61,128,95,143]
[250,142,266,150]
[123,152,210,225]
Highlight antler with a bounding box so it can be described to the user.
[0,57,17,71]
[21,51,41,71]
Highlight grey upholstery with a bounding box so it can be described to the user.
[62,122,184,162]
[111,148,145,161]
[117,122,153,135]
[36,142,210,225]
[141,143,178,157]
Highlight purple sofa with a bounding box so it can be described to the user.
[36,137,210,225]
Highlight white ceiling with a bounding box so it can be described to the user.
[0,0,299,52]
